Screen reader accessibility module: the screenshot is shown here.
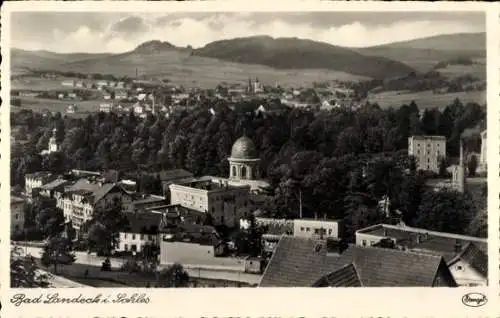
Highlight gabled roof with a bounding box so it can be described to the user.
[312,263,362,287]
[123,212,162,235]
[260,236,454,287]
[448,242,488,278]
[40,178,68,191]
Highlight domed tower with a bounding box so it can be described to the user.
[48,128,59,153]
[228,134,260,180]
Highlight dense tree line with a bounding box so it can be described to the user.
[11,97,486,238]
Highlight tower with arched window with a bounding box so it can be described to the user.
[228,134,261,181]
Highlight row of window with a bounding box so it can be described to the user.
[123,233,155,241]
[299,227,334,235]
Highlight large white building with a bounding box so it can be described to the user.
[408,135,446,173]
[169,179,252,228]
[40,128,60,156]
[57,179,132,232]
[25,172,57,197]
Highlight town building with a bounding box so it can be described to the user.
[11,196,26,236]
[25,171,57,197]
[100,103,113,113]
[58,179,133,232]
[40,128,60,156]
[480,129,487,171]
[293,218,342,240]
[169,178,252,228]
[260,236,457,287]
[355,223,487,286]
[158,169,195,199]
[61,80,75,87]
[130,194,168,212]
[408,135,446,173]
[67,104,76,114]
[38,178,69,199]
[117,211,162,253]
[158,220,226,266]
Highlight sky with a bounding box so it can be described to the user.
[11,12,485,53]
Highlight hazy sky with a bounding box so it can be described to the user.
[11,12,485,53]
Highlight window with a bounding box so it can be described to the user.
[132,234,136,240]
[456,265,463,271]
[417,150,420,155]
[124,233,127,239]
[140,234,144,240]
[300,227,305,232]
[131,245,137,252]
[124,244,128,251]
[362,240,367,246]
[328,229,332,235]
[148,235,153,241]
[212,207,215,213]
[15,214,19,220]
[306,227,310,232]
[427,150,430,155]
[314,228,319,234]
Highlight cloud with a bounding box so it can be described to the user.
[11,12,484,53]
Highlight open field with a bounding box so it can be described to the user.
[436,62,486,81]
[367,90,485,110]
[11,96,106,115]
[12,77,93,91]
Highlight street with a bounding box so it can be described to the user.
[15,244,262,285]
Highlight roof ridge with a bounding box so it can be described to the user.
[354,244,443,259]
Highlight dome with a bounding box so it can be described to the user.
[230,136,258,159]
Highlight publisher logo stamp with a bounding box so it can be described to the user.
[462,293,487,307]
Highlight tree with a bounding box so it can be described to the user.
[40,236,76,274]
[86,198,128,257]
[467,209,487,238]
[155,263,189,287]
[468,154,478,177]
[11,246,50,288]
[415,189,474,234]
[37,207,65,238]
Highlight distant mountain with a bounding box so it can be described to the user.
[11,48,112,73]
[192,36,415,79]
[356,33,486,72]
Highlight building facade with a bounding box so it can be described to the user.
[169,179,252,228]
[293,219,342,239]
[11,196,26,236]
[408,135,446,173]
[25,172,56,197]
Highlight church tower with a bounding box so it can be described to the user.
[48,128,59,153]
[452,140,466,193]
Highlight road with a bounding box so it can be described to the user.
[16,245,262,285]
[37,269,90,288]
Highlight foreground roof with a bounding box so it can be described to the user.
[260,236,455,287]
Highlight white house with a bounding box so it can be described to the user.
[117,212,162,253]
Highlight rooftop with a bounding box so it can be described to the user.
[260,236,455,287]
[39,178,69,191]
[357,224,487,262]
[409,135,446,141]
[123,211,162,235]
[173,178,247,192]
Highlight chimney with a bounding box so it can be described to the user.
[326,237,345,256]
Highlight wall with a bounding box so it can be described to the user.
[355,232,384,247]
[408,137,446,173]
[449,259,487,287]
[159,241,244,269]
[293,219,341,239]
[117,232,158,252]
